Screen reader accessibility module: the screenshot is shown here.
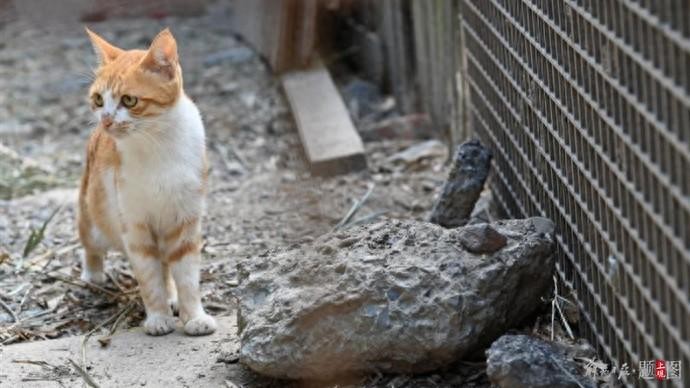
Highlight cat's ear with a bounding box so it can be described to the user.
[140,28,178,80]
[85,27,123,65]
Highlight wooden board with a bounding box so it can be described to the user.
[380,0,416,113]
[411,1,465,143]
[282,60,366,176]
[232,0,319,73]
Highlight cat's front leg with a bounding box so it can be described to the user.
[164,218,216,336]
[125,221,176,336]
[162,262,179,314]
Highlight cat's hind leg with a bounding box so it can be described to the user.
[78,218,109,284]
[81,248,107,284]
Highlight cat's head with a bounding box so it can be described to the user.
[86,28,182,138]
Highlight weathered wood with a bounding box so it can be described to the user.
[412,1,430,121]
[410,0,465,143]
[281,60,366,176]
[232,0,319,73]
[380,0,416,113]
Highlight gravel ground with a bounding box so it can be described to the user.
[0,3,499,387]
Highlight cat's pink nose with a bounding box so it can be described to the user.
[101,114,113,128]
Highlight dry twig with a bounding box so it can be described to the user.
[46,274,120,299]
[12,358,73,384]
[97,301,136,347]
[0,295,18,322]
[551,276,575,340]
[333,184,375,231]
[68,359,100,388]
[81,300,137,367]
[23,242,79,272]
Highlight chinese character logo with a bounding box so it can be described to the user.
[639,360,654,379]
[656,360,667,381]
[668,361,681,380]
[584,358,609,379]
[640,360,681,381]
[617,363,631,380]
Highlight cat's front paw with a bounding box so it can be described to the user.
[80,268,107,284]
[143,313,176,336]
[184,313,217,336]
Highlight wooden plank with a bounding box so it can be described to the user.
[281,60,366,176]
[412,1,430,120]
[410,1,465,142]
[232,0,319,73]
[381,0,415,113]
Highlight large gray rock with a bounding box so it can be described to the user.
[234,218,555,380]
[486,335,596,388]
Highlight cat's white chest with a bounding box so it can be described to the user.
[114,95,206,225]
[120,161,202,223]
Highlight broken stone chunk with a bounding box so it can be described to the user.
[429,139,492,228]
[486,334,596,388]
[458,223,507,254]
[234,218,555,379]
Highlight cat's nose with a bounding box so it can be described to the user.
[101,114,114,129]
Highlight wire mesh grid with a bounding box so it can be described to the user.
[459,1,690,386]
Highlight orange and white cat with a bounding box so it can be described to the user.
[78,28,216,336]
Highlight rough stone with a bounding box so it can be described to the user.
[486,334,596,388]
[458,223,507,254]
[234,217,556,379]
[429,139,492,228]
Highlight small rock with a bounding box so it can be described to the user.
[458,224,507,254]
[486,335,596,388]
[216,351,240,364]
[234,218,555,379]
[429,140,492,228]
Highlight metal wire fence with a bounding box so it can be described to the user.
[459,1,689,386]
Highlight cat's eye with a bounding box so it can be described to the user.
[92,93,103,107]
[121,95,137,108]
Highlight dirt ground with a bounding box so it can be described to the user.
[0,3,501,387]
